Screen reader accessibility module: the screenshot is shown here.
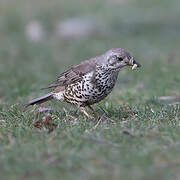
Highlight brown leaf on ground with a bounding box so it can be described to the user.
[33,113,57,133]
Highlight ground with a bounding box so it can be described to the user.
[0,0,180,179]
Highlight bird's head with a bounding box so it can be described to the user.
[103,48,141,71]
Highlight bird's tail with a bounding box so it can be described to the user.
[25,93,53,107]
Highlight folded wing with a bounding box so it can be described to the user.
[42,58,96,89]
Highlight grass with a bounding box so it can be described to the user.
[0,0,180,179]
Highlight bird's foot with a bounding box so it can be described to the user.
[80,107,94,119]
[87,105,99,119]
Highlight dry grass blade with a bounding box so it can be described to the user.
[90,113,107,131]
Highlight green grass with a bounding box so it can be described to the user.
[0,0,180,179]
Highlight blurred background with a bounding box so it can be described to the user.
[0,1,180,179]
[0,0,180,104]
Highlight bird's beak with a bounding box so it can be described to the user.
[129,57,141,70]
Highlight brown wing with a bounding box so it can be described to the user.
[42,58,97,89]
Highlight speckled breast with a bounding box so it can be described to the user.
[63,68,119,106]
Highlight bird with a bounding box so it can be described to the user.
[26,48,141,118]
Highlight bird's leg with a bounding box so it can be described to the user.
[80,107,92,119]
[88,105,99,118]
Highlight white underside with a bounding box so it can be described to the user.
[53,91,64,101]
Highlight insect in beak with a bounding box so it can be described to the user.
[129,57,141,70]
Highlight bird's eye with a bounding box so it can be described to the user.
[111,55,117,60]
[118,57,123,61]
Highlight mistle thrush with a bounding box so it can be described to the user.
[26,48,141,117]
